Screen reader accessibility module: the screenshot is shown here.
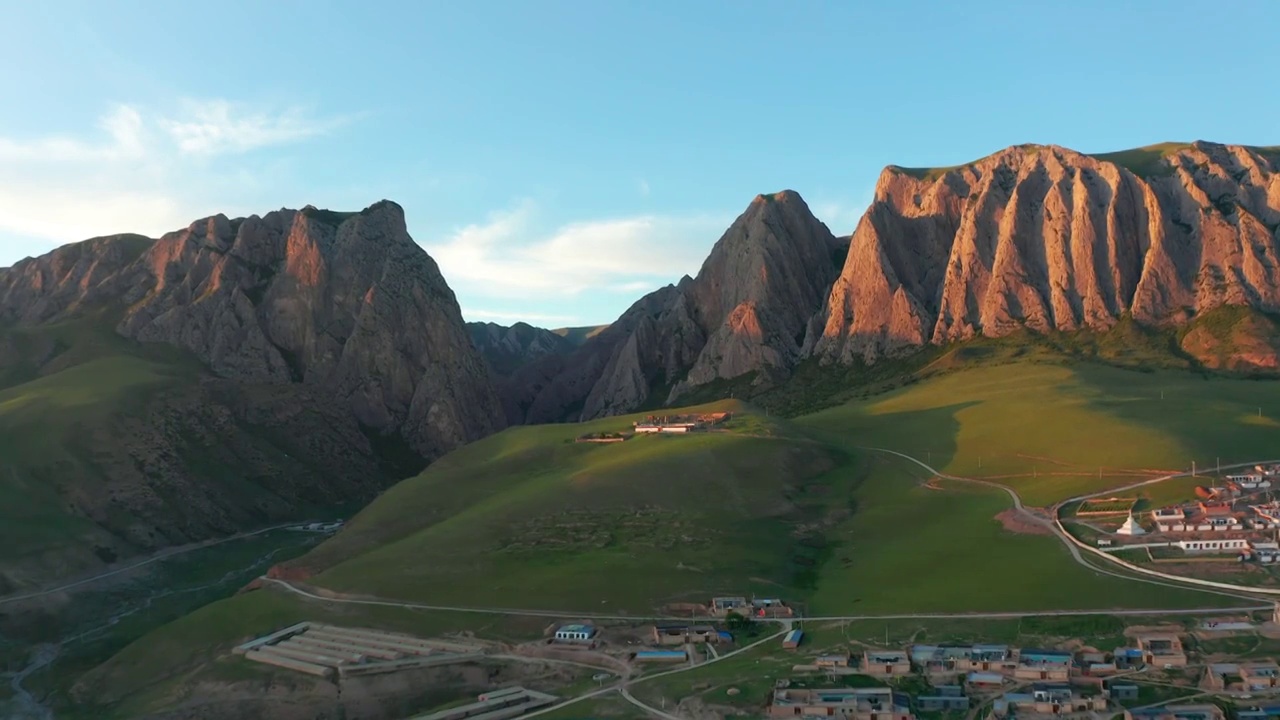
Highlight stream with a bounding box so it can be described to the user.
[1,539,308,719]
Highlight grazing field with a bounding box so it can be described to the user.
[799,455,1239,615]
[795,361,1280,507]
[295,400,844,612]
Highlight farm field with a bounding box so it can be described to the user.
[795,362,1280,507]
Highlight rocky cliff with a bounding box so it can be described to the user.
[0,201,503,590]
[811,141,1280,367]
[506,142,1280,424]
[508,190,846,422]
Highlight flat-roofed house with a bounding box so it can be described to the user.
[1125,704,1225,720]
[1210,660,1280,691]
[917,687,968,713]
[768,687,913,720]
[650,623,719,646]
[1015,649,1072,682]
[816,653,851,669]
[862,650,911,677]
[993,685,1107,717]
[1134,633,1187,668]
[912,644,1017,675]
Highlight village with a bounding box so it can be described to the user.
[1073,465,1280,567]
[232,595,1280,720]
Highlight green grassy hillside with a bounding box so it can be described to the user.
[72,362,1278,717]
[292,400,843,609]
[0,317,196,581]
[797,361,1280,507]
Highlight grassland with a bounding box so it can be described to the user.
[796,361,1280,507]
[0,317,196,572]
[66,354,1280,718]
[299,400,841,611]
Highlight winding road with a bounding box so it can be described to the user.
[864,447,1280,604]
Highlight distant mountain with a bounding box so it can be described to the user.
[504,190,848,423]
[0,201,502,591]
[508,141,1280,423]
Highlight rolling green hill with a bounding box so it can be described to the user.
[67,358,1280,718]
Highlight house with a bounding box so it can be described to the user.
[1077,651,1118,677]
[1177,537,1249,553]
[1153,507,1186,523]
[993,684,1107,717]
[816,653,851,669]
[552,623,597,643]
[863,650,912,678]
[1105,682,1140,702]
[710,597,749,616]
[1113,647,1146,670]
[768,687,913,720]
[1243,661,1280,689]
[1015,649,1072,682]
[966,672,1005,690]
[1252,542,1280,564]
[912,644,1018,675]
[1210,660,1280,691]
[1124,704,1225,720]
[783,629,804,649]
[634,650,687,662]
[650,623,719,646]
[752,598,794,618]
[1133,633,1187,668]
[917,687,968,712]
[1239,705,1280,720]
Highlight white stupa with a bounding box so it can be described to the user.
[1116,514,1146,536]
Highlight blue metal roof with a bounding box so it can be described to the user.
[784,629,803,643]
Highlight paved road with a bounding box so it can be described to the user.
[265,577,1267,624]
[0,521,320,608]
[864,447,1280,603]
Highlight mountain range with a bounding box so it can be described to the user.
[2,139,1279,589]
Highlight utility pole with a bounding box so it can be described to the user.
[1217,457,1221,474]
[1161,390,1165,400]
[1192,460,1197,477]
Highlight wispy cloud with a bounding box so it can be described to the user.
[159,99,354,156]
[0,100,352,257]
[425,200,730,305]
[638,178,650,197]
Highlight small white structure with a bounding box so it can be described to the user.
[553,624,597,643]
[1116,515,1146,536]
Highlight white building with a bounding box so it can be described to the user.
[1178,538,1249,553]
[553,624,597,643]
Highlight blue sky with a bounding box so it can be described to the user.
[2,1,1279,327]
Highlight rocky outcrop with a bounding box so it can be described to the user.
[0,202,505,589]
[812,141,1280,363]
[509,190,846,422]
[0,201,503,459]
[467,321,574,377]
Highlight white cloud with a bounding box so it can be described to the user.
[0,100,350,257]
[158,99,352,156]
[638,178,650,196]
[425,201,730,302]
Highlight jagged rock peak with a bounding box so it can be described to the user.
[813,140,1280,367]
[0,200,503,460]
